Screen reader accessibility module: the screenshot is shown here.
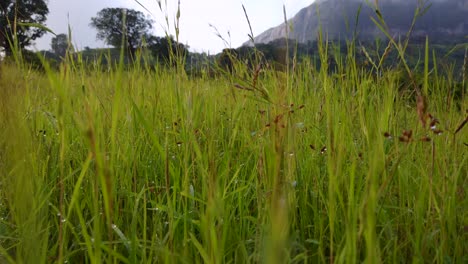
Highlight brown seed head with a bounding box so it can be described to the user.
[403,130,413,139]
[420,136,431,142]
[320,146,327,154]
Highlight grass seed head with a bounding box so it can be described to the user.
[384,132,392,139]
[420,136,431,142]
[403,130,413,139]
[399,130,413,143]
[320,146,327,154]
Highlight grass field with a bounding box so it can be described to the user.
[0,35,467,263]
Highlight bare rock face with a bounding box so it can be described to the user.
[245,0,468,46]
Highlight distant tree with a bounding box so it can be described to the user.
[50,34,71,58]
[90,8,153,57]
[0,0,49,55]
[218,48,238,72]
[147,35,188,66]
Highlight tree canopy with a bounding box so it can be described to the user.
[0,0,49,55]
[50,33,72,58]
[90,8,153,57]
[147,35,188,65]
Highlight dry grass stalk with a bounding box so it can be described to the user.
[417,94,428,128]
[454,114,467,135]
[252,63,262,90]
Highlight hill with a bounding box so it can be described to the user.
[246,0,468,45]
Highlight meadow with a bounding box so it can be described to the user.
[0,34,467,263]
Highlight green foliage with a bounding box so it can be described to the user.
[217,48,238,72]
[90,8,153,57]
[146,35,188,66]
[0,0,49,54]
[0,35,466,262]
[50,33,71,58]
[0,1,466,263]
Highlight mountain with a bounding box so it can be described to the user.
[245,0,468,45]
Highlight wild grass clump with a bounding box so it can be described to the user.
[0,2,467,263]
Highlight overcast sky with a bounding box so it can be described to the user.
[33,0,315,54]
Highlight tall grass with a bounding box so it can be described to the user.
[0,4,467,264]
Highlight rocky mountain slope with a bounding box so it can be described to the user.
[246,0,468,45]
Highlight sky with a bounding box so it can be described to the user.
[34,0,315,54]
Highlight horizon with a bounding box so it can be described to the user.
[33,0,315,54]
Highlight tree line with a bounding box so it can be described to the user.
[1,0,465,74]
[0,0,187,64]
